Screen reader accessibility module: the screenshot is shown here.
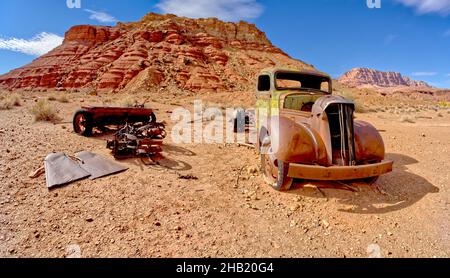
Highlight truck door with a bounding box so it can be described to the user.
[256,74,272,137]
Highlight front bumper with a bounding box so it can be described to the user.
[287,160,393,181]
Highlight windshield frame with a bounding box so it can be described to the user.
[274,71,332,94]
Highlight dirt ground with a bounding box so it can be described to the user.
[0,91,449,258]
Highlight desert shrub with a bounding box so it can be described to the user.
[337,89,356,101]
[118,97,138,108]
[31,99,61,123]
[400,115,416,123]
[438,101,450,108]
[0,94,22,110]
[354,100,369,113]
[49,94,70,103]
[57,95,70,103]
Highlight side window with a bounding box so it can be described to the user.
[258,75,271,92]
[321,81,330,93]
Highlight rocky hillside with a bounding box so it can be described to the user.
[0,13,313,93]
[338,68,431,88]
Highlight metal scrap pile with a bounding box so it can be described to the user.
[107,121,167,158]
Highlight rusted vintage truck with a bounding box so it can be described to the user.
[255,68,393,191]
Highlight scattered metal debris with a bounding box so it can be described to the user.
[44,153,90,189]
[29,166,45,179]
[75,151,128,180]
[107,121,166,158]
[43,152,128,189]
[73,104,157,137]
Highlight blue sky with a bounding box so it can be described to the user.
[0,0,449,87]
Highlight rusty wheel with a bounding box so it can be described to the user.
[261,138,293,192]
[73,110,93,136]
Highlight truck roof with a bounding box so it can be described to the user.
[260,68,331,79]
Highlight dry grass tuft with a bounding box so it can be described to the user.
[0,94,22,110]
[400,115,416,123]
[57,95,70,103]
[31,99,61,123]
[48,95,70,103]
[118,97,139,108]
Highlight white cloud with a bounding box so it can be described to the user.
[0,32,63,56]
[155,0,264,22]
[393,0,450,16]
[411,72,438,76]
[85,9,117,23]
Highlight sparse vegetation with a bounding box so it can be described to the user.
[31,99,61,123]
[48,94,70,103]
[400,115,416,123]
[57,95,70,103]
[439,101,450,108]
[118,97,139,108]
[0,94,22,110]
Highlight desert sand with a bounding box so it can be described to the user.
[0,90,449,258]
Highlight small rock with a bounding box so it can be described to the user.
[86,218,94,223]
[247,166,258,175]
[421,133,426,137]
[290,204,300,212]
[174,226,182,231]
[289,220,297,228]
[154,221,161,227]
[322,220,330,229]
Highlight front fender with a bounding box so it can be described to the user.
[269,116,328,165]
[354,121,385,163]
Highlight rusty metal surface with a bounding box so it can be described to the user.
[354,121,386,163]
[80,106,154,119]
[270,115,328,165]
[107,122,166,158]
[75,151,128,180]
[287,160,394,181]
[256,69,393,186]
[312,95,354,112]
[44,153,90,189]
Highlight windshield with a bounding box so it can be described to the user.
[275,72,331,93]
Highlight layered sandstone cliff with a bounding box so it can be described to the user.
[338,68,431,88]
[0,13,312,93]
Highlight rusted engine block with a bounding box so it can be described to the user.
[107,122,166,158]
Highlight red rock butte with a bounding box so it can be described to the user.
[0,13,312,93]
[338,68,432,88]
